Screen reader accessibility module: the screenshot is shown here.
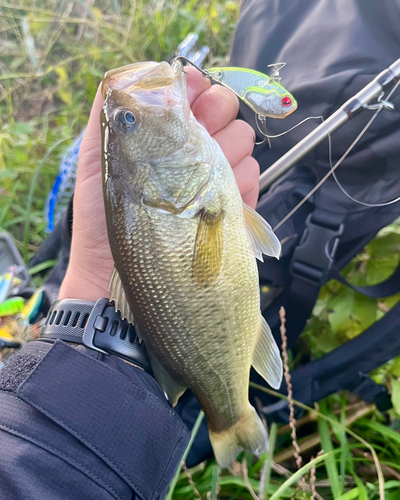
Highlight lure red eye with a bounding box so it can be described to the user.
[282,96,292,107]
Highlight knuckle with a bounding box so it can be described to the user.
[206,86,239,117]
[247,156,261,178]
[234,120,256,150]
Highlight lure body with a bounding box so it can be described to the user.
[0,267,15,304]
[0,296,24,317]
[206,67,297,118]
[21,287,44,324]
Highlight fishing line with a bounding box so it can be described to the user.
[273,109,383,231]
[255,115,324,140]
[273,80,400,231]
[328,79,400,208]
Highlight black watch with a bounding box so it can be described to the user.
[40,298,151,373]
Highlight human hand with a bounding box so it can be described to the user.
[59,67,260,301]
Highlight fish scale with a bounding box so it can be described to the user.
[108,159,258,431]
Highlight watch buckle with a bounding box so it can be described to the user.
[82,298,110,355]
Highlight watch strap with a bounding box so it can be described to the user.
[40,298,151,373]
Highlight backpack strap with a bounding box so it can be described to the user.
[274,207,400,348]
[330,261,400,298]
[260,299,400,421]
[284,208,345,347]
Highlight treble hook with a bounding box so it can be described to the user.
[255,115,270,147]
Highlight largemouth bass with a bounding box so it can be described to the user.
[101,60,283,467]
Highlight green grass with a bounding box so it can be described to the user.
[1,1,400,498]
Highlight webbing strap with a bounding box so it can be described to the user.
[330,261,400,298]
[279,208,400,347]
[284,209,345,347]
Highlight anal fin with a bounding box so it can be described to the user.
[108,266,135,326]
[252,315,283,390]
[149,355,187,407]
[243,203,281,261]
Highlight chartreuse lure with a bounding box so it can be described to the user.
[173,56,297,120]
[0,296,25,317]
[206,67,297,119]
[21,287,44,324]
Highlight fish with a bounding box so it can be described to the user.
[101,60,283,467]
[206,67,297,118]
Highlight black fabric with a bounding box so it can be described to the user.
[0,340,190,500]
[0,342,49,391]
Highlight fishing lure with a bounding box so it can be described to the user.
[0,324,17,340]
[206,67,297,119]
[0,296,25,318]
[21,287,44,324]
[173,57,297,120]
[0,267,16,304]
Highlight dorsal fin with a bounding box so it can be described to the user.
[108,266,135,326]
[243,203,281,261]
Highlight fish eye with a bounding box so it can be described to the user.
[282,96,292,107]
[124,111,136,125]
[114,109,139,131]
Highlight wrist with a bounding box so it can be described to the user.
[59,267,110,301]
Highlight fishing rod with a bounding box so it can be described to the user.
[259,57,400,195]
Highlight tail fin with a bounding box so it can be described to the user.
[209,405,267,468]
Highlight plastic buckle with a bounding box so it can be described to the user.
[82,298,110,356]
[290,213,344,286]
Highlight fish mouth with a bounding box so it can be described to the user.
[101,61,181,99]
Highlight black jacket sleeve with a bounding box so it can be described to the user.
[0,340,190,500]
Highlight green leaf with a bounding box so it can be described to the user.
[318,400,341,498]
[391,377,400,416]
[391,356,400,377]
[367,232,400,257]
[209,464,220,500]
[327,287,355,332]
[352,294,377,330]
[364,421,400,446]
[334,487,363,500]
[365,257,399,285]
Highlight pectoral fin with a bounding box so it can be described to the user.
[149,355,187,406]
[243,203,281,261]
[192,209,224,287]
[252,315,283,390]
[108,266,135,326]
